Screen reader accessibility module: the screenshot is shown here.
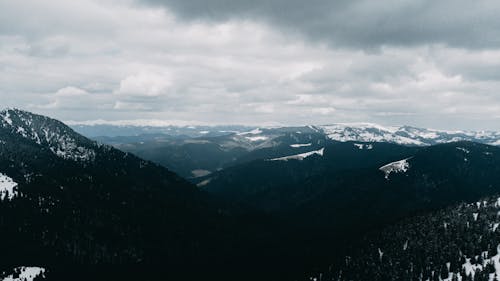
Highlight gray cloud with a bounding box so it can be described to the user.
[1,0,500,130]
[139,0,500,49]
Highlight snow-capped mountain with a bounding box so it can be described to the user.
[1,109,96,161]
[73,121,500,148]
[319,123,500,146]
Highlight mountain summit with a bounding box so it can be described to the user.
[1,108,96,161]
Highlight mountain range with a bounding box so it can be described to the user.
[3,109,500,280]
[73,122,500,146]
[75,122,500,180]
[0,109,283,281]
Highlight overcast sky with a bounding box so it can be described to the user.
[1,0,500,129]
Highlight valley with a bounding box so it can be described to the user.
[2,109,500,280]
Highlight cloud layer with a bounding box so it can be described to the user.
[140,0,500,49]
[1,0,500,129]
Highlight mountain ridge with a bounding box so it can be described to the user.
[71,121,500,147]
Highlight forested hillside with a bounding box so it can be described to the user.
[308,195,500,281]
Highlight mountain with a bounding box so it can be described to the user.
[74,123,500,180]
[93,126,327,179]
[307,194,500,281]
[69,123,254,138]
[73,122,500,147]
[200,141,500,237]
[318,123,500,146]
[4,110,500,280]
[193,140,500,280]
[2,109,356,281]
[199,141,417,212]
[0,109,281,281]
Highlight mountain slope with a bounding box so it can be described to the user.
[307,194,500,281]
[200,141,419,212]
[0,109,256,280]
[196,140,500,280]
[201,141,500,236]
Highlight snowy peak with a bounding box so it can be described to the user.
[320,123,424,145]
[319,123,500,146]
[0,109,96,162]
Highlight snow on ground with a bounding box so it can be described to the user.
[197,179,211,187]
[237,128,262,135]
[456,147,470,154]
[245,136,268,142]
[1,109,96,162]
[353,143,373,150]
[290,143,312,148]
[1,266,45,281]
[379,158,411,180]
[0,173,18,200]
[461,244,500,280]
[191,169,211,178]
[492,223,499,232]
[269,148,324,161]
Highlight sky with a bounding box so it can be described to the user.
[1,0,500,130]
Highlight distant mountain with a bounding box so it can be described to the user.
[72,122,500,147]
[319,123,500,146]
[70,123,254,138]
[75,123,500,180]
[93,126,327,179]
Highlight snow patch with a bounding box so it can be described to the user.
[490,140,500,146]
[473,213,479,221]
[492,223,499,232]
[290,143,312,148]
[461,244,500,280]
[378,248,384,261]
[379,158,411,180]
[191,169,211,178]
[456,147,470,154]
[197,179,211,187]
[270,148,325,161]
[354,143,373,150]
[245,136,268,142]
[1,266,45,281]
[0,173,18,200]
[238,128,262,135]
